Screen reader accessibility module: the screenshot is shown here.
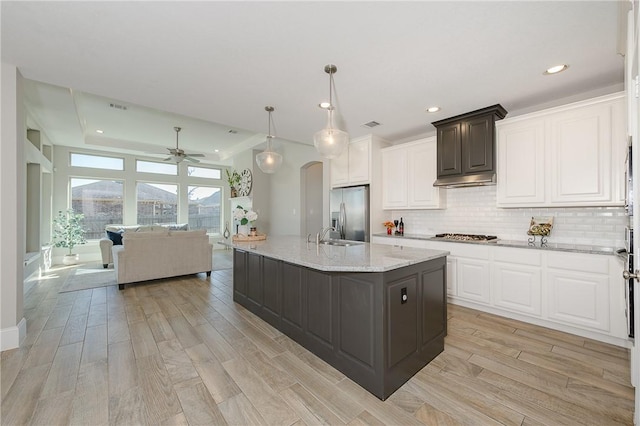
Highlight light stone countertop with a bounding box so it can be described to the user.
[219,235,449,272]
[372,233,621,256]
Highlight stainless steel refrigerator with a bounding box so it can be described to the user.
[329,185,370,242]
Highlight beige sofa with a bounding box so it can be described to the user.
[112,228,212,290]
[100,224,187,268]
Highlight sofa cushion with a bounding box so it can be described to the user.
[106,229,124,245]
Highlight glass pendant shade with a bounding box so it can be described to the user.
[255,106,282,174]
[256,136,283,174]
[313,109,349,159]
[315,64,349,159]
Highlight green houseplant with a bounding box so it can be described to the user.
[226,169,241,198]
[52,209,87,265]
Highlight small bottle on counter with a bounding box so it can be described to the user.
[399,217,404,235]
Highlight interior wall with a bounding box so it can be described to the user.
[260,141,329,236]
[0,63,26,350]
[301,161,323,236]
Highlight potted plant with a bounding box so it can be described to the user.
[233,205,258,236]
[226,169,241,198]
[52,209,87,265]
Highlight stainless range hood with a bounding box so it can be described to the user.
[432,104,507,188]
[433,171,496,188]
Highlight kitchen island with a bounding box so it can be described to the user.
[223,236,449,400]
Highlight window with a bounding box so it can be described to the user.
[70,153,124,170]
[188,186,221,233]
[187,166,221,179]
[137,182,178,225]
[70,178,124,239]
[136,160,177,175]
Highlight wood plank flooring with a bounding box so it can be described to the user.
[2,256,635,425]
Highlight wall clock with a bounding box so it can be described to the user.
[238,168,253,196]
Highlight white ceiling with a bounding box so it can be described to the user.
[1,1,626,165]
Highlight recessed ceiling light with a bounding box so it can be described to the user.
[318,102,331,109]
[214,149,219,153]
[426,106,440,113]
[96,129,104,134]
[544,64,569,75]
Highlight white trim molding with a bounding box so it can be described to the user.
[0,317,26,351]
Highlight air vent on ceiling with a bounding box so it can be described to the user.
[109,103,128,111]
[362,121,381,128]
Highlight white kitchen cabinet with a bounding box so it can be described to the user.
[496,92,626,207]
[496,120,545,205]
[373,235,627,345]
[492,247,542,316]
[381,137,445,209]
[546,252,611,332]
[455,245,491,305]
[331,135,376,188]
[381,146,408,208]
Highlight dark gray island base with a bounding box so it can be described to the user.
[232,247,447,400]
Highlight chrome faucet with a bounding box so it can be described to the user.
[316,226,335,245]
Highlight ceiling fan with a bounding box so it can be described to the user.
[163,126,205,163]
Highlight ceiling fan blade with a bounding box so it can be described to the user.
[163,156,174,162]
[185,153,205,157]
[184,156,201,163]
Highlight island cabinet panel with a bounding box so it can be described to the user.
[231,248,447,400]
[262,257,281,325]
[281,262,304,337]
[247,253,263,307]
[306,270,333,349]
[421,268,447,347]
[337,276,377,368]
[233,249,247,298]
[386,277,418,368]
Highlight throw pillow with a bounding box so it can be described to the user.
[106,229,124,245]
[160,223,189,231]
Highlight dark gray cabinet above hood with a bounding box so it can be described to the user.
[432,104,507,188]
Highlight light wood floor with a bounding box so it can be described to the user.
[1,259,635,425]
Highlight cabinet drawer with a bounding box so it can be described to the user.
[546,252,609,274]
[448,244,490,260]
[493,247,541,266]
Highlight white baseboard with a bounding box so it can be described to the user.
[0,317,26,351]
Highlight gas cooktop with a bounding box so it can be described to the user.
[434,233,498,242]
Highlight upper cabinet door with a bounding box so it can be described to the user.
[408,138,441,208]
[496,119,546,206]
[330,147,350,187]
[382,146,408,209]
[463,115,494,174]
[348,138,370,184]
[437,123,462,177]
[549,103,611,204]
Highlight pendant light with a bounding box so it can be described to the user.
[255,106,283,174]
[313,64,349,159]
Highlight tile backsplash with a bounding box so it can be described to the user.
[391,186,627,248]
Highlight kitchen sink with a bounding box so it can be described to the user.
[319,239,363,247]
